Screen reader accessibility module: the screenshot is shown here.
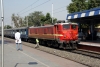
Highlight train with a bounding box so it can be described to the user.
[2,20,79,49]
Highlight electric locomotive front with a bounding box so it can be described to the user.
[55,22,79,49]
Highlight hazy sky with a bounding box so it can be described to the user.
[0,0,71,26]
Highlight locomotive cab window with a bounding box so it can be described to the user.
[63,24,70,29]
[71,25,77,29]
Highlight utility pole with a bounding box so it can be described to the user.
[1,0,4,67]
[52,3,53,24]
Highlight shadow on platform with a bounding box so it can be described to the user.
[15,62,38,67]
[0,40,13,45]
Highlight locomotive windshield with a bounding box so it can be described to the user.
[63,24,70,29]
[63,24,77,29]
[71,25,77,29]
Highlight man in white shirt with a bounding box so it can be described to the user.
[15,30,23,51]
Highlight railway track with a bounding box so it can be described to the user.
[69,49,100,59]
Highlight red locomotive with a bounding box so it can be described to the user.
[28,20,79,49]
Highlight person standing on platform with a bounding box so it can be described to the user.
[15,30,23,51]
[35,38,39,48]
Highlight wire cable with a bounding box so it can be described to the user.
[53,5,66,11]
[17,0,40,14]
[47,5,67,13]
[20,0,50,15]
[4,0,51,25]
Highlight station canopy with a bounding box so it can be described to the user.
[66,7,100,20]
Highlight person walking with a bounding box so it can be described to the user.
[15,30,23,51]
[35,38,39,48]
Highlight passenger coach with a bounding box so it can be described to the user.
[4,27,29,41]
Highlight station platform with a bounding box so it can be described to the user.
[79,39,100,47]
[0,39,88,67]
[78,39,100,52]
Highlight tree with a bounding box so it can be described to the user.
[67,0,100,13]
[46,13,51,20]
[19,17,23,27]
[29,11,44,26]
[67,0,87,13]
[27,15,34,27]
[88,0,100,9]
[4,25,12,29]
[45,13,51,24]
[41,16,46,25]
[12,14,25,28]
[41,13,57,25]
[11,14,19,28]
[11,11,57,27]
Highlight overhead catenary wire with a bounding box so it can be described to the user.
[7,0,67,17]
[4,0,51,25]
[20,0,50,15]
[4,0,36,22]
[17,0,40,14]
[53,5,66,11]
[47,5,67,13]
[5,0,68,25]
[5,7,67,25]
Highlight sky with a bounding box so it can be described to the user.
[0,0,72,26]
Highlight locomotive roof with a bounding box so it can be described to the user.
[4,27,28,30]
[55,22,78,25]
[29,22,78,28]
[12,27,28,29]
[29,25,54,28]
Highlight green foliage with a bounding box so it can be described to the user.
[88,0,100,9]
[45,13,51,20]
[4,25,12,29]
[67,0,100,13]
[11,14,24,28]
[11,11,57,27]
[41,13,57,25]
[28,11,44,26]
